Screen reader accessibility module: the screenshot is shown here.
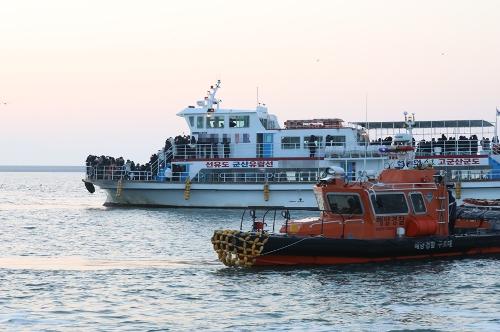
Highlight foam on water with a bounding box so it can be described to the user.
[0,256,218,271]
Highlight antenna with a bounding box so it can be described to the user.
[363,93,368,174]
[365,93,369,132]
[256,86,259,106]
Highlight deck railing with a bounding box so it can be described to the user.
[161,140,498,161]
[86,166,360,184]
[87,166,153,181]
[193,170,324,183]
[450,170,500,181]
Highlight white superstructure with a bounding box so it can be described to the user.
[84,81,500,208]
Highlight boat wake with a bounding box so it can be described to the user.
[0,256,218,271]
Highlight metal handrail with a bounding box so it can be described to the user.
[195,171,325,183]
[451,170,500,181]
[237,207,370,238]
[86,166,360,184]
[165,140,497,161]
[366,182,438,191]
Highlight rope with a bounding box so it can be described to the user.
[259,236,316,256]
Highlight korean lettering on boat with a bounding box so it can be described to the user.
[414,157,482,167]
[375,216,405,227]
[414,239,453,250]
[205,160,274,168]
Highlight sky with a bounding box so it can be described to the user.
[0,0,499,165]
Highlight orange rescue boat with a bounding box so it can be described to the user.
[211,167,500,267]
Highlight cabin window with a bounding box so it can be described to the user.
[370,193,409,215]
[410,193,427,214]
[229,115,250,128]
[281,136,301,149]
[325,135,346,147]
[303,136,323,148]
[207,116,224,128]
[234,133,251,144]
[197,116,204,129]
[327,194,363,214]
[188,116,195,127]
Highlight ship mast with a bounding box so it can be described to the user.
[403,111,416,169]
[206,80,221,111]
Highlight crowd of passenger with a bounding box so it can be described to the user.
[368,134,498,155]
[165,135,232,159]
[416,134,481,154]
[85,133,232,180]
[86,132,499,180]
[85,153,160,179]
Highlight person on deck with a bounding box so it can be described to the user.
[308,135,317,157]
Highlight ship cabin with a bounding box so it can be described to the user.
[282,168,452,240]
[167,82,385,184]
[176,105,372,159]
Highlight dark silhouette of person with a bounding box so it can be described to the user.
[308,135,317,157]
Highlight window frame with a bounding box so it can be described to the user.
[326,135,346,147]
[409,192,427,215]
[196,116,204,129]
[281,136,301,149]
[229,115,250,128]
[369,192,409,216]
[326,193,364,215]
[206,116,225,128]
[303,136,324,149]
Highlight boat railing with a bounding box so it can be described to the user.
[239,207,369,238]
[450,169,500,182]
[175,142,318,159]
[414,140,492,156]
[324,145,385,159]
[366,182,438,191]
[239,207,288,233]
[280,142,303,149]
[168,140,496,160]
[86,165,354,184]
[86,166,154,181]
[193,170,324,183]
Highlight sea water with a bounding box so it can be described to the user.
[0,172,499,331]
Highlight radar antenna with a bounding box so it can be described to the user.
[206,80,221,111]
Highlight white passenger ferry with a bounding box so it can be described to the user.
[84,81,500,208]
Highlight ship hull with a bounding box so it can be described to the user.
[92,180,317,209]
[255,234,500,266]
[212,230,500,267]
[89,179,500,209]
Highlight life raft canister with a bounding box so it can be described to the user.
[406,218,438,237]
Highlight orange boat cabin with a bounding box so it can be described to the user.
[281,168,453,239]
